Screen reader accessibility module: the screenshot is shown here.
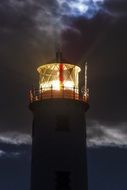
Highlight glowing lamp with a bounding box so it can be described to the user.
[37,63,81,92]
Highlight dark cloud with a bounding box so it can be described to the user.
[104,0,127,18]
[0,0,126,133]
[0,132,31,145]
[87,120,127,147]
[1,124,127,149]
[86,18,127,124]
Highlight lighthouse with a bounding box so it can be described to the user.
[29,51,89,190]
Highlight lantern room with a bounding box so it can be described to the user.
[29,51,89,103]
[37,63,81,92]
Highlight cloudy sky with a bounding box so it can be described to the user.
[0,0,127,189]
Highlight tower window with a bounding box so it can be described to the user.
[56,115,70,132]
[55,171,71,190]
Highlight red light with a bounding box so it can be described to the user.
[59,64,63,85]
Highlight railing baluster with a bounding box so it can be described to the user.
[62,85,64,98]
[33,88,35,101]
[51,85,53,98]
[73,86,75,100]
[40,87,42,101]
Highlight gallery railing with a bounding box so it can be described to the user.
[29,86,89,103]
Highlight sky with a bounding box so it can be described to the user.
[0,0,127,189]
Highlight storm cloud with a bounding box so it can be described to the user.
[0,0,126,65]
[87,121,127,147]
[0,0,126,43]
[0,132,31,145]
[0,0,127,146]
[0,121,127,151]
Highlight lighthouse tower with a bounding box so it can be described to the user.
[29,51,89,190]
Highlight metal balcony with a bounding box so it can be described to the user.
[29,86,89,103]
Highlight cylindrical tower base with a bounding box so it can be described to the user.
[30,99,89,190]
